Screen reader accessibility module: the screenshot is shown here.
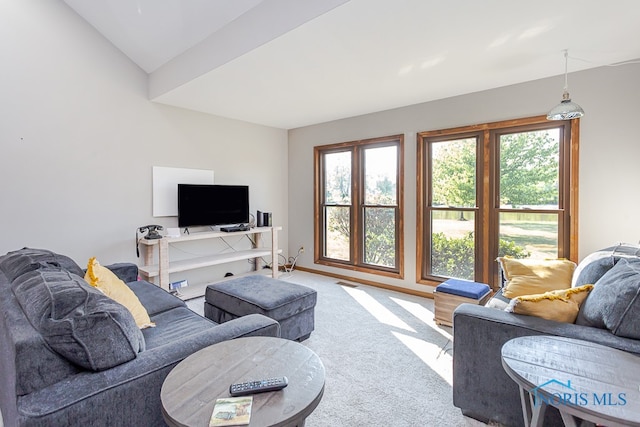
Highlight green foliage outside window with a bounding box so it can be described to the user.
[432,232,530,280]
[499,131,559,207]
[327,176,397,267]
[364,207,395,267]
[432,131,559,209]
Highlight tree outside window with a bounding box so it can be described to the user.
[418,117,577,286]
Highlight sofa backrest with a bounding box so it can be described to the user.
[572,243,640,288]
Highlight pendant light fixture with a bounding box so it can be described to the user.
[547,50,584,120]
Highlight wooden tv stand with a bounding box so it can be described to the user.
[138,226,281,292]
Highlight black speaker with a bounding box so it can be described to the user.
[257,210,263,227]
[262,212,272,227]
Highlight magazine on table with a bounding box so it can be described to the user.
[209,396,253,426]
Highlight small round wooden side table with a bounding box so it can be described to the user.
[502,335,640,427]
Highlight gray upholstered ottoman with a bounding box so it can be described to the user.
[204,275,317,341]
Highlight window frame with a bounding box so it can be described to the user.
[416,116,579,287]
[314,135,404,278]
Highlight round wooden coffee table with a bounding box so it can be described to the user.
[161,336,325,427]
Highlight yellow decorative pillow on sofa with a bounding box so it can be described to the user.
[85,257,155,329]
[505,284,594,323]
[498,257,577,299]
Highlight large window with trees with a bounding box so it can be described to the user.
[417,116,579,287]
[314,135,404,277]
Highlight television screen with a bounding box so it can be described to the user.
[178,184,249,228]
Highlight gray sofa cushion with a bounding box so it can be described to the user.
[143,306,220,350]
[572,244,640,288]
[576,257,640,339]
[0,270,82,396]
[127,280,185,316]
[12,267,145,371]
[0,247,85,282]
[571,251,616,288]
[103,262,139,284]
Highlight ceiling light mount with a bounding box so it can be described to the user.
[547,50,584,120]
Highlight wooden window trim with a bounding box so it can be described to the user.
[314,135,404,279]
[416,115,579,287]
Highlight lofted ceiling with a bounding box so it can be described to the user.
[63,0,640,129]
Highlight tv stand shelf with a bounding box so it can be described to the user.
[138,226,281,290]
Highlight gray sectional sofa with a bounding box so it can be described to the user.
[452,244,640,426]
[0,248,281,427]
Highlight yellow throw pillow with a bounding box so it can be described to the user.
[85,257,155,329]
[506,284,594,323]
[498,257,577,299]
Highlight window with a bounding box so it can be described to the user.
[314,135,404,277]
[417,116,578,287]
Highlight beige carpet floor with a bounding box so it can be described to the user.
[187,270,489,427]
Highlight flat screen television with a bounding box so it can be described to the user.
[177,184,249,228]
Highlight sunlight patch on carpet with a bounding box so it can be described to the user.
[342,287,415,332]
[392,331,453,386]
[390,297,452,341]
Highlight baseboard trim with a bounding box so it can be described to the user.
[293,266,434,299]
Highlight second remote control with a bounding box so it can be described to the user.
[229,376,288,396]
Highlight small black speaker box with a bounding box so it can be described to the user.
[262,212,272,227]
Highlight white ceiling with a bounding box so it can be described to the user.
[63,0,640,129]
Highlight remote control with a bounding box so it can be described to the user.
[229,376,288,397]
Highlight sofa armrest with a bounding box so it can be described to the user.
[452,303,640,426]
[104,263,138,283]
[218,312,281,339]
[177,313,281,345]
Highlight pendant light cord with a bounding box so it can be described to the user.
[563,50,569,92]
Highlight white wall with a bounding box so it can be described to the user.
[4,1,639,295]
[288,63,640,293]
[0,0,288,284]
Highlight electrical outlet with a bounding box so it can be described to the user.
[299,246,304,253]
